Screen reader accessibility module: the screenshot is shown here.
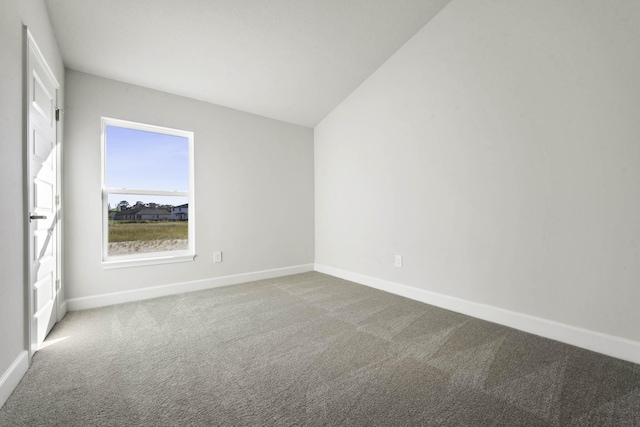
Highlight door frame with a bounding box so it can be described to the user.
[24,27,63,361]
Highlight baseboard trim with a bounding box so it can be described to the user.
[314,264,640,365]
[66,264,315,311]
[0,351,28,410]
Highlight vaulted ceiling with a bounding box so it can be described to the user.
[45,0,451,127]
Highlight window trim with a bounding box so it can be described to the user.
[101,117,195,268]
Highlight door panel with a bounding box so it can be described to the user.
[34,273,54,312]
[28,34,60,350]
[33,129,52,161]
[33,73,53,122]
[33,231,54,261]
[34,179,54,211]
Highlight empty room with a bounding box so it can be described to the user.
[1,0,640,425]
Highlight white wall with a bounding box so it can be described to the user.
[64,70,314,300]
[315,0,640,343]
[0,0,64,407]
[0,0,24,392]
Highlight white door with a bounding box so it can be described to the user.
[27,33,61,351]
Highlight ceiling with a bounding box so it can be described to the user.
[45,0,451,127]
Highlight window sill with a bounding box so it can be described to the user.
[102,253,195,269]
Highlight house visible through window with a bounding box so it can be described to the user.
[102,117,194,266]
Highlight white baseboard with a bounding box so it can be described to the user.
[66,264,315,311]
[0,351,28,410]
[314,264,640,365]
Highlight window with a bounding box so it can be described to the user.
[101,118,195,268]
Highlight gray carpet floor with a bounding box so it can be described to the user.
[1,272,640,426]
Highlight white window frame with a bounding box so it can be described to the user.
[101,117,195,268]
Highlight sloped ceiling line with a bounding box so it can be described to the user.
[45,0,452,127]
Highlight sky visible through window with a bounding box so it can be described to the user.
[106,125,189,207]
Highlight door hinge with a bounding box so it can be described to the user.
[55,195,60,206]
[56,279,61,291]
[55,108,64,122]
